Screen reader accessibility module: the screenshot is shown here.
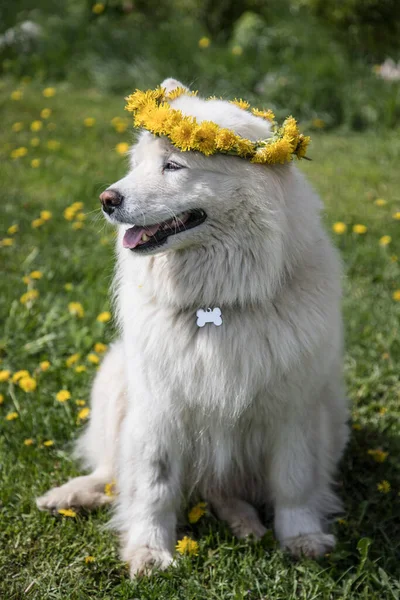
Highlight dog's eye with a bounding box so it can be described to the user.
[163,161,184,172]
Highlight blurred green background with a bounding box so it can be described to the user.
[1,0,400,130]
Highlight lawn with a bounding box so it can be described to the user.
[1,80,400,600]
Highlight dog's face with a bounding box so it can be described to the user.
[101,79,275,256]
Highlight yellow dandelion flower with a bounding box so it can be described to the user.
[68,302,84,318]
[94,342,107,354]
[231,45,243,56]
[85,556,95,563]
[367,449,388,463]
[64,283,73,291]
[392,290,400,301]
[0,370,11,382]
[191,121,218,156]
[40,108,51,119]
[6,412,19,421]
[165,87,188,101]
[114,121,128,133]
[72,221,84,230]
[11,90,23,101]
[175,536,199,556]
[282,116,300,150]
[66,353,80,367]
[24,438,34,446]
[11,147,28,159]
[188,501,207,524]
[215,128,238,152]
[12,370,30,383]
[312,118,325,129]
[375,198,387,207]
[30,137,40,147]
[332,222,347,234]
[104,480,116,497]
[75,399,86,406]
[0,394,4,404]
[75,212,86,222]
[235,137,255,158]
[352,423,362,431]
[230,99,250,111]
[125,88,163,113]
[379,235,391,246]
[30,270,43,279]
[393,211,400,220]
[1,238,14,247]
[251,108,275,122]
[7,224,19,235]
[43,440,54,446]
[87,353,100,365]
[92,2,105,14]
[22,276,30,284]
[377,480,391,494]
[12,122,24,132]
[97,311,111,323]
[19,376,37,392]
[30,121,42,132]
[31,159,41,168]
[47,140,60,150]
[198,37,210,49]
[42,87,56,98]
[295,134,311,159]
[170,118,196,151]
[116,142,129,155]
[84,117,96,127]
[379,407,388,416]
[56,390,71,403]
[353,224,367,234]
[75,365,87,373]
[253,138,293,165]
[71,201,84,211]
[77,407,90,420]
[63,207,76,221]
[31,218,45,228]
[40,360,50,371]
[58,508,76,517]
[20,290,39,304]
[40,210,52,221]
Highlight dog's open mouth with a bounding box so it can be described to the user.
[122,209,207,251]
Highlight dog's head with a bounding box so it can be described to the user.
[100,78,301,258]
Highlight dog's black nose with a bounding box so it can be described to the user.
[100,189,123,215]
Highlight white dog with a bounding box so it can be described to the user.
[37,78,349,577]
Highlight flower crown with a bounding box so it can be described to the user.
[125,86,311,165]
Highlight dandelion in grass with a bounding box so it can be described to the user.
[75,399,86,406]
[377,480,391,494]
[176,536,199,556]
[12,370,30,383]
[115,142,129,155]
[43,440,54,447]
[332,222,347,234]
[11,147,28,159]
[31,159,40,168]
[198,37,210,49]
[56,389,71,403]
[392,290,400,301]
[7,224,18,235]
[72,221,84,230]
[94,343,107,354]
[353,224,367,234]
[85,556,95,563]
[11,90,23,100]
[20,290,39,304]
[66,353,80,367]
[0,370,11,382]
[58,508,76,517]
[68,302,84,318]
[40,108,51,119]
[97,311,111,323]
[75,365,87,373]
[368,449,388,463]
[87,353,99,365]
[393,211,400,220]
[64,283,74,291]
[379,235,391,246]
[42,87,56,98]
[31,218,45,228]
[231,45,243,56]
[19,376,37,392]
[312,118,325,129]
[39,211,52,222]
[84,118,96,127]
[24,438,34,446]
[40,361,50,371]
[29,270,42,279]
[77,407,90,421]
[30,138,40,147]
[6,412,18,421]
[47,140,60,150]
[375,198,387,206]
[1,238,14,247]
[30,121,42,132]
[12,122,23,132]
[92,2,105,14]
[188,501,207,524]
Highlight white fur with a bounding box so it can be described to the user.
[37,78,349,576]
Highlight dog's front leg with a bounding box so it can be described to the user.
[115,400,181,577]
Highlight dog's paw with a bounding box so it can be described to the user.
[36,482,112,512]
[124,545,174,578]
[281,532,335,559]
[230,517,267,540]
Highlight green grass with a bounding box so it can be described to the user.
[1,79,400,600]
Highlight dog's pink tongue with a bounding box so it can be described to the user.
[123,224,160,249]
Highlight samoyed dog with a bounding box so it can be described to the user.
[37,78,349,576]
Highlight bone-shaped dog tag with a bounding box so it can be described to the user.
[196,307,223,327]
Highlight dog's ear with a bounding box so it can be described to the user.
[160,78,189,94]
